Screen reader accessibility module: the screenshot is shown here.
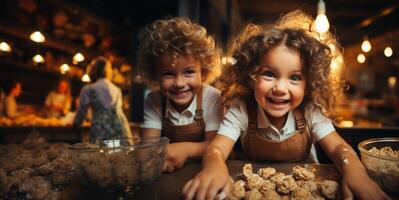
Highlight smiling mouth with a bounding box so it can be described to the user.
[170,90,190,98]
[267,98,290,105]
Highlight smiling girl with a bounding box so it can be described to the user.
[183,11,389,200]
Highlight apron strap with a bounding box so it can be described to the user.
[194,86,203,121]
[246,97,258,134]
[294,108,306,132]
[161,93,167,120]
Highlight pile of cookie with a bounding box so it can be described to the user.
[227,164,339,200]
[0,142,74,199]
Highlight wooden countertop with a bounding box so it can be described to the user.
[62,160,340,200]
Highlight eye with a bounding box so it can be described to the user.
[289,74,302,81]
[261,70,275,78]
[161,71,174,77]
[185,69,195,75]
[184,69,196,77]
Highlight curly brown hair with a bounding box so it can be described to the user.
[222,11,345,117]
[137,17,222,86]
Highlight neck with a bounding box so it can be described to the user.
[170,97,195,113]
[265,111,288,130]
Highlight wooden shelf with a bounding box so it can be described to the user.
[0,58,81,81]
[0,21,100,60]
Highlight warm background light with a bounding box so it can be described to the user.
[0,42,12,52]
[357,54,366,63]
[361,39,371,53]
[81,74,90,82]
[29,31,46,43]
[384,47,393,57]
[32,54,45,63]
[73,53,85,64]
[221,56,237,65]
[60,64,70,74]
[388,76,396,88]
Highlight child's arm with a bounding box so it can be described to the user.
[141,128,161,139]
[162,130,217,172]
[183,134,235,200]
[318,131,390,200]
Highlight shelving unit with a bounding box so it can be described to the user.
[0,0,132,114]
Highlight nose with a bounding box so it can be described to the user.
[272,80,288,95]
[173,75,185,88]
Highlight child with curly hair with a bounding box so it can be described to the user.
[183,11,389,200]
[137,17,223,172]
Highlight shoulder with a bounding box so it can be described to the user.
[303,104,333,125]
[5,95,14,102]
[144,90,162,106]
[202,84,221,97]
[47,91,56,96]
[105,80,119,90]
[226,98,247,114]
[146,90,162,100]
[80,84,91,93]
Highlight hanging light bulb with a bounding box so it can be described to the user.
[29,31,46,43]
[32,54,45,63]
[73,53,85,64]
[81,74,91,82]
[361,37,371,53]
[388,76,397,88]
[0,42,12,52]
[60,64,70,74]
[315,0,330,33]
[357,53,366,63]
[384,47,393,57]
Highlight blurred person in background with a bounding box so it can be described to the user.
[73,56,132,142]
[0,87,5,116]
[45,79,72,118]
[3,81,22,118]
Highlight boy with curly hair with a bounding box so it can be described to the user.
[137,17,223,172]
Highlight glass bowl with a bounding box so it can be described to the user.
[358,137,399,194]
[70,137,169,192]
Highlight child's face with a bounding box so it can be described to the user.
[251,45,306,122]
[157,53,202,111]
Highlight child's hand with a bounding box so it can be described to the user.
[342,171,391,200]
[162,143,190,173]
[182,162,229,200]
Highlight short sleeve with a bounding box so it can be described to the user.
[203,88,223,132]
[307,106,335,141]
[217,99,248,142]
[142,91,162,129]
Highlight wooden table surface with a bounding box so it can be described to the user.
[62,160,341,200]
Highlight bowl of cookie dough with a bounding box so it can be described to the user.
[70,137,169,192]
[358,137,399,194]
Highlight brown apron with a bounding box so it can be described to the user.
[161,88,205,143]
[240,101,312,162]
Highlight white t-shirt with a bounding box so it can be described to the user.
[217,98,335,162]
[45,91,71,117]
[142,84,223,132]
